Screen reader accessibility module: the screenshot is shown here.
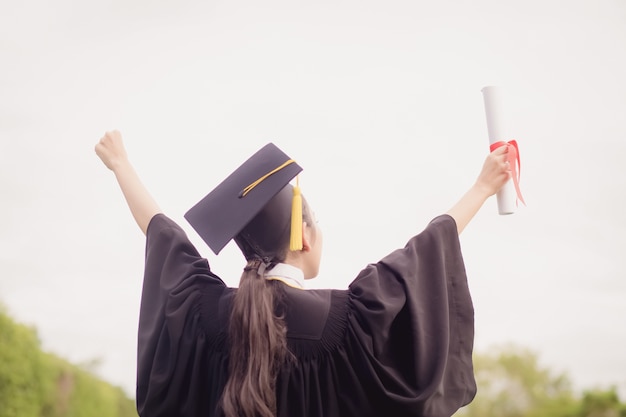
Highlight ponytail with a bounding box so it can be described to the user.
[221,261,290,417]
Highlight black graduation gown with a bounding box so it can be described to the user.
[136,214,476,417]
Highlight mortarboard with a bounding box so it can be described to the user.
[185,143,303,255]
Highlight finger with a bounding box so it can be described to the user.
[109,130,121,141]
[490,154,508,168]
[491,145,509,155]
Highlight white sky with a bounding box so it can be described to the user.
[1,0,625,399]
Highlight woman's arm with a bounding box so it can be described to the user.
[95,130,162,235]
[446,145,511,234]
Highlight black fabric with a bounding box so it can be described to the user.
[136,214,476,417]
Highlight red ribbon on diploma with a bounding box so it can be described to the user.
[490,140,526,206]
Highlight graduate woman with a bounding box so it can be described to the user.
[95,130,511,417]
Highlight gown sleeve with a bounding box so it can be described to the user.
[347,214,476,416]
[136,214,226,416]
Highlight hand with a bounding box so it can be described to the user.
[94,130,161,234]
[95,130,128,171]
[446,146,514,234]
[474,145,511,198]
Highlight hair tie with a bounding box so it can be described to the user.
[243,258,269,277]
[243,258,262,272]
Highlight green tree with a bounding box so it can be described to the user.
[0,306,137,417]
[456,345,579,417]
[455,345,626,417]
[0,306,52,417]
[577,388,626,417]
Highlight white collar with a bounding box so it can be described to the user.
[264,263,305,289]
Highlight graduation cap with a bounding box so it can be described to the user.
[184,143,303,256]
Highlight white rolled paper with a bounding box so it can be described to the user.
[481,86,517,215]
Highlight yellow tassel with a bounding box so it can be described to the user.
[289,178,303,251]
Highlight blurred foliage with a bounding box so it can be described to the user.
[456,345,626,417]
[579,388,626,417]
[2,303,625,417]
[0,305,136,417]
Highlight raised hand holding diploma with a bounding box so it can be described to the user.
[481,86,526,215]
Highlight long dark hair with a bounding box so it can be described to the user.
[221,186,311,417]
[221,262,289,417]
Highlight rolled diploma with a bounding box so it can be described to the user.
[482,86,517,215]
